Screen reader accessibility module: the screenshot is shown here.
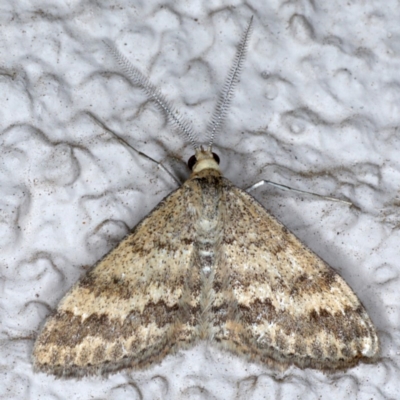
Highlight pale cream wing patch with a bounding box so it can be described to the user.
[33,185,200,377]
[214,182,379,371]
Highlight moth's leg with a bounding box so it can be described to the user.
[246,179,353,206]
[105,128,181,186]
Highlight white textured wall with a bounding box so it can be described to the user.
[1,1,399,399]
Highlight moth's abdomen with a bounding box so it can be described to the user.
[186,170,227,339]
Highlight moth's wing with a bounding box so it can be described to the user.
[213,183,379,371]
[33,185,200,377]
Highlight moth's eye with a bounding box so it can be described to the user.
[188,155,197,170]
[188,153,220,170]
[212,152,220,164]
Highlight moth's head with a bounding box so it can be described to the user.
[188,147,220,175]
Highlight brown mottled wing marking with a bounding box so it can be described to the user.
[32,185,200,377]
[213,181,379,370]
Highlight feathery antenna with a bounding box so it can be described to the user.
[104,17,253,152]
[206,17,253,148]
[103,40,198,149]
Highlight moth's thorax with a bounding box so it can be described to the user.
[186,168,225,264]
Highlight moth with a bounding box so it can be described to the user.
[32,17,379,377]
